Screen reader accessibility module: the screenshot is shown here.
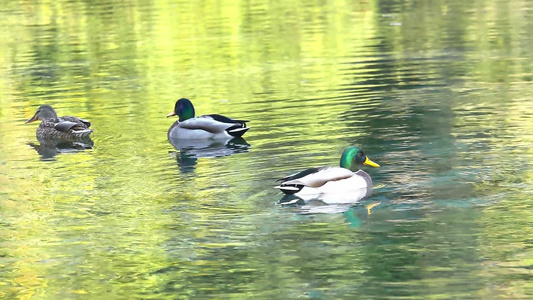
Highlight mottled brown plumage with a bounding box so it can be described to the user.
[26,105,93,140]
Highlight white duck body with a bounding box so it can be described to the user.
[276,168,373,204]
[168,115,249,140]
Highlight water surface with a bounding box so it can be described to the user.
[0,0,532,299]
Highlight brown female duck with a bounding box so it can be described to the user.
[25,105,93,139]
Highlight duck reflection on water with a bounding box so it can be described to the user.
[28,136,94,160]
[278,186,373,213]
[278,194,382,232]
[279,193,382,228]
[169,137,250,172]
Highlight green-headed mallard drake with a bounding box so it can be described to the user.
[275,146,380,202]
[25,105,93,139]
[167,98,250,140]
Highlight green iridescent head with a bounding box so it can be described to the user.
[339,146,380,171]
[167,98,195,122]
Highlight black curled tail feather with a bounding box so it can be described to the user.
[226,126,250,137]
[275,183,304,195]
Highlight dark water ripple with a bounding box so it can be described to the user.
[0,0,532,299]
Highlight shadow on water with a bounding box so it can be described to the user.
[168,137,250,172]
[28,137,94,160]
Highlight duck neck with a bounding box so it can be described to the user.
[179,107,194,122]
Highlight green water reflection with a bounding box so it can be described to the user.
[0,0,532,299]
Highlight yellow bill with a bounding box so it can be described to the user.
[363,156,380,167]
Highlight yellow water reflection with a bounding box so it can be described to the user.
[0,0,532,299]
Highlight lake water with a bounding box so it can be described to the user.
[1,0,532,299]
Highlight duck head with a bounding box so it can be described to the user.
[167,98,195,122]
[25,105,58,123]
[340,146,380,171]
